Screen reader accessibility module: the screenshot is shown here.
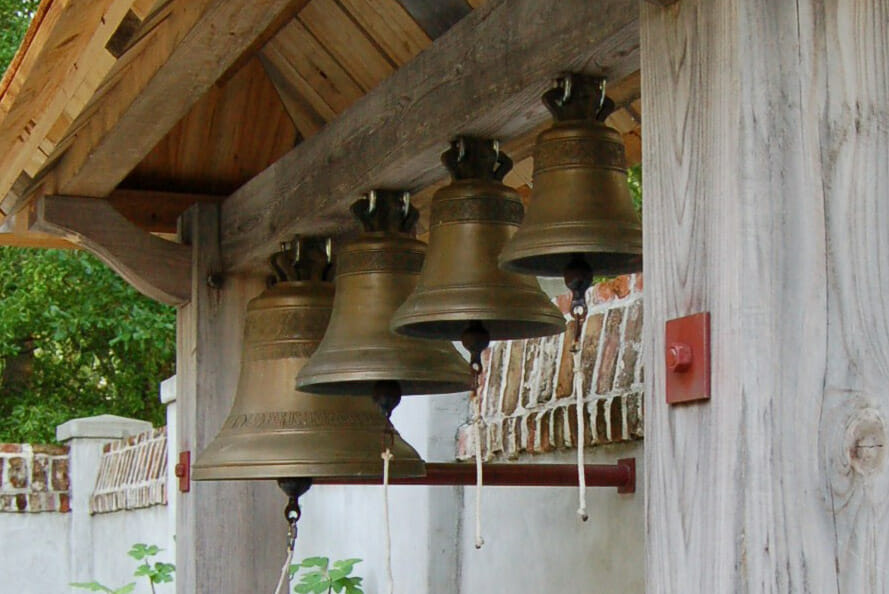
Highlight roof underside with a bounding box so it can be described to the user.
[0,0,642,251]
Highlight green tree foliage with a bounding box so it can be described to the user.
[0,0,38,74]
[0,248,175,442]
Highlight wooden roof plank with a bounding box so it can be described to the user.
[298,0,395,92]
[123,57,297,195]
[221,0,640,272]
[53,0,309,198]
[263,19,364,119]
[339,0,431,65]
[258,52,327,139]
[0,0,138,215]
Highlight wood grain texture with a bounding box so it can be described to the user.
[221,0,640,272]
[175,204,281,593]
[298,0,395,91]
[107,189,223,232]
[642,1,889,592]
[55,0,307,198]
[0,0,136,215]
[122,57,297,195]
[28,195,190,305]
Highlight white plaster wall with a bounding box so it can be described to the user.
[0,513,71,594]
[294,393,644,594]
[458,443,644,593]
[89,505,175,594]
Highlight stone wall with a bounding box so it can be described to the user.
[458,273,644,460]
[0,442,70,513]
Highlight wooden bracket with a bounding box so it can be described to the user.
[28,195,192,306]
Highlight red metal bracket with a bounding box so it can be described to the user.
[665,312,711,404]
[616,458,635,494]
[174,451,190,493]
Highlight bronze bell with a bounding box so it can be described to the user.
[499,74,642,281]
[192,238,425,481]
[296,193,472,412]
[390,137,565,346]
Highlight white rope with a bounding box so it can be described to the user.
[382,449,395,594]
[473,392,485,549]
[573,347,588,521]
[274,530,296,594]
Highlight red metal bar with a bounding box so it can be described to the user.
[315,458,635,493]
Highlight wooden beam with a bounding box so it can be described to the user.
[107,189,223,233]
[643,0,889,592]
[54,0,309,198]
[175,205,281,592]
[221,0,640,271]
[0,211,77,250]
[27,195,191,305]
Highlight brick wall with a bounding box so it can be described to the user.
[0,443,70,513]
[90,426,167,514]
[457,274,644,460]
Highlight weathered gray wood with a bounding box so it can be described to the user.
[396,0,471,39]
[642,1,889,592]
[221,0,640,272]
[55,0,309,198]
[175,204,283,593]
[28,194,191,305]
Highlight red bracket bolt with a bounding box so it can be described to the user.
[666,342,693,372]
[174,451,190,493]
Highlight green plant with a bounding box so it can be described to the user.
[72,543,175,594]
[0,248,175,443]
[289,557,364,594]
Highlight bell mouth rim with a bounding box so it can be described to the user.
[499,249,643,279]
[296,376,472,397]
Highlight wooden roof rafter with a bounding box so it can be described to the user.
[220,0,642,272]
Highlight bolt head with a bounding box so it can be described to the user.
[667,342,693,372]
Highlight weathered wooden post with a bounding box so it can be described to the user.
[175,204,283,592]
[642,1,889,591]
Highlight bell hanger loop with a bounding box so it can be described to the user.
[352,190,419,236]
[545,73,615,123]
[269,236,336,286]
[443,136,513,182]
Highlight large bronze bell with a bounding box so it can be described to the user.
[192,238,424,481]
[390,137,565,346]
[499,74,642,280]
[296,193,472,411]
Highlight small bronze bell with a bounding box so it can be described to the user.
[390,137,565,347]
[499,74,642,281]
[296,193,472,412]
[192,238,424,481]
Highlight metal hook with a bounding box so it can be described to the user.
[401,192,411,217]
[557,74,573,106]
[456,137,467,163]
[292,236,301,264]
[597,78,608,115]
[366,190,377,214]
[325,238,333,263]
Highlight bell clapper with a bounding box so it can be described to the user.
[275,478,312,594]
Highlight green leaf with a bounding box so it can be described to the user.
[299,556,329,570]
[70,582,115,593]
